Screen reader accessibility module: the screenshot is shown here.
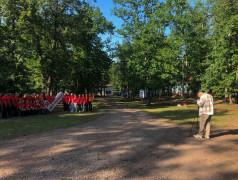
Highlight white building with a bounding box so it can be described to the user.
[97,85,114,96]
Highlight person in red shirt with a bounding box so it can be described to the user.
[31,100,36,115]
[2,94,8,118]
[47,93,55,104]
[21,93,27,101]
[20,100,28,116]
[18,100,24,116]
[15,99,22,117]
[13,93,19,116]
[62,93,67,112]
[0,93,2,115]
[9,93,16,117]
[77,94,82,113]
[81,94,86,112]
[40,100,47,115]
[85,94,89,112]
[70,93,74,112]
[5,94,11,118]
[71,94,78,113]
[31,93,37,102]
[88,93,94,112]
[25,100,31,115]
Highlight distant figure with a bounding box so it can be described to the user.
[81,94,86,112]
[88,93,94,112]
[194,92,214,139]
[77,94,82,113]
[62,93,67,112]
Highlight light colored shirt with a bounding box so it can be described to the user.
[197,93,214,116]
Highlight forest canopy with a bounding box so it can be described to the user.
[0,0,114,94]
[110,0,238,104]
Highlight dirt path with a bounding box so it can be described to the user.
[0,100,238,180]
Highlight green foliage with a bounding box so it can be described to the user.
[111,0,238,103]
[201,0,238,100]
[0,0,114,94]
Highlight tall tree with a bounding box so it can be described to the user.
[202,0,238,104]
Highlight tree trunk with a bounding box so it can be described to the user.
[47,76,51,95]
[145,88,151,106]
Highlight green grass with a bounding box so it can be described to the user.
[108,96,238,128]
[0,100,108,139]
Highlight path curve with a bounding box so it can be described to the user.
[0,100,238,180]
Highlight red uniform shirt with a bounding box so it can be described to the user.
[14,96,19,103]
[77,97,82,104]
[10,97,15,106]
[27,96,33,102]
[81,97,86,104]
[70,96,74,103]
[6,96,11,106]
[41,103,45,109]
[0,97,2,105]
[2,96,7,106]
[31,103,36,109]
[16,102,21,110]
[26,103,31,109]
[85,97,88,104]
[36,102,41,109]
[49,95,55,103]
[62,96,67,103]
[73,96,78,103]
[22,103,27,110]
[67,96,70,103]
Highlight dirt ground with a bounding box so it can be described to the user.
[0,100,238,180]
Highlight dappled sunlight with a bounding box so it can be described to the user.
[0,165,19,180]
[0,99,238,179]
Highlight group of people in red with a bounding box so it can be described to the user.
[0,93,54,118]
[62,93,94,113]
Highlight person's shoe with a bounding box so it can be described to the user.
[204,136,210,139]
[193,134,203,139]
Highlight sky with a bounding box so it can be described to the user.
[91,0,124,45]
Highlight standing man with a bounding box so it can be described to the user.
[194,92,214,139]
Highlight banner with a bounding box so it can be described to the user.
[44,92,64,112]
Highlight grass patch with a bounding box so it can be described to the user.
[108,96,238,128]
[0,100,107,139]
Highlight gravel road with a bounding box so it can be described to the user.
[0,100,238,180]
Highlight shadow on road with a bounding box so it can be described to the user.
[0,100,238,179]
